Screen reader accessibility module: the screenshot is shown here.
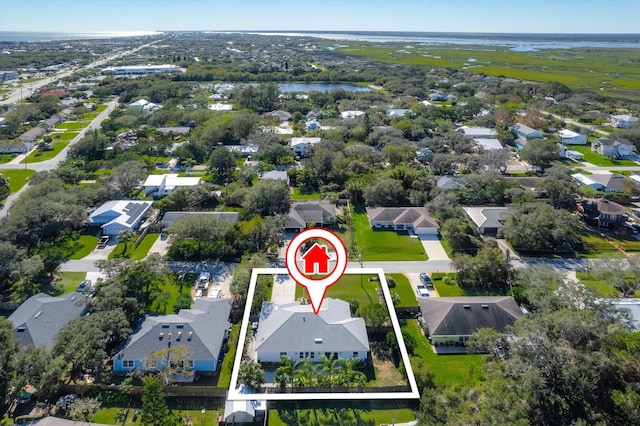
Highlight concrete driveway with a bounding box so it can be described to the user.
[405,272,440,298]
[418,235,450,261]
[270,274,298,303]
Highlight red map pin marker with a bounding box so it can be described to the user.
[285,228,348,314]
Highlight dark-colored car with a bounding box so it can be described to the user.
[76,279,92,293]
[420,272,434,287]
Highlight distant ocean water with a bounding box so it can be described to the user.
[239,31,640,51]
[0,31,163,42]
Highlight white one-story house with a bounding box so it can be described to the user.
[143,174,202,197]
[463,207,507,236]
[367,207,439,236]
[571,173,606,191]
[290,137,321,156]
[340,110,364,121]
[592,138,634,158]
[458,126,498,139]
[611,114,638,129]
[558,129,587,145]
[89,200,153,236]
[255,298,369,364]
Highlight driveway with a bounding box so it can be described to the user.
[147,233,171,257]
[406,272,440,297]
[270,274,298,303]
[418,235,450,261]
[81,239,118,261]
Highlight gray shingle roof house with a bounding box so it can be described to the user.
[418,296,523,347]
[513,123,544,140]
[8,293,88,349]
[89,200,153,236]
[285,200,337,232]
[436,176,465,191]
[463,207,508,235]
[113,298,231,379]
[367,207,439,236]
[255,298,369,363]
[162,211,240,229]
[265,110,292,122]
[588,173,632,193]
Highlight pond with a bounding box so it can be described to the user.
[278,83,371,93]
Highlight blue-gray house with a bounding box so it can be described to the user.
[113,298,231,380]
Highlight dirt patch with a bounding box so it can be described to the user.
[370,356,406,387]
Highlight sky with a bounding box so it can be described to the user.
[1,0,639,34]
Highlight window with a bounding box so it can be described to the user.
[185,360,194,368]
[280,352,286,357]
[299,352,304,359]
[353,352,358,358]
[310,352,315,359]
[123,360,134,368]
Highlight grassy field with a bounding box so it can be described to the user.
[53,271,86,295]
[387,273,418,307]
[151,273,192,315]
[55,120,90,130]
[295,273,379,307]
[568,145,638,167]
[352,208,427,261]
[330,43,640,98]
[404,319,485,387]
[291,187,322,200]
[0,169,36,194]
[109,233,159,260]
[21,141,69,163]
[268,406,415,426]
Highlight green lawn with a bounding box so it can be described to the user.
[269,407,415,426]
[404,319,485,387]
[53,272,86,295]
[66,233,100,259]
[295,274,379,307]
[569,145,638,167]
[21,141,69,163]
[152,274,192,315]
[52,131,80,141]
[0,169,36,194]
[291,187,322,200]
[109,233,159,260]
[94,104,107,113]
[0,153,17,164]
[582,234,640,257]
[352,207,427,261]
[388,273,417,307]
[217,323,240,387]
[576,271,621,297]
[431,273,465,297]
[93,408,222,426]
[55,121,90,130]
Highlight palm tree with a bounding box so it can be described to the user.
[316,354,341,387]
[117,230,137,257]
[238,360,265,391]
[338,357,366,387]
[293,358,315,387]
[274,355,294,388]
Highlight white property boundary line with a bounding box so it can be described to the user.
[227,267,420,401]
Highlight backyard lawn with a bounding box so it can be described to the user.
[217,323,240,387]
[268,406,415,426]
[569,145,638,167]
[294,273,379,307]
[431,273,465,297]
[403,319,485,387]
[53,271,87,295]
[387,273,418,307]
[153,274,192,315]
[291,187,321,200]
[582,233,640,257]
[93,408,223,426]
[352,208,427,261]
[0,169,36,194]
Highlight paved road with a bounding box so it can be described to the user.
[0,41,159,106]
[0,98,118,219]
[541,110,610,136]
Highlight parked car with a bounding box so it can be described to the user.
[98,236,110,246]
[197,272,211,289]
[416,285,430,297]
[420,273,433,287]
[56,394,77,409]
[76,279,92,293]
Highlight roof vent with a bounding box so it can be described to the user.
[159,332,164,340]
[34,311,43,318]
[481,304,489,309]
[187,331,193,341]
[463,305,471,309]
[177,331,182,340]
[315,338,322,344]
[177,324,184,329]
[17,326,26,332]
